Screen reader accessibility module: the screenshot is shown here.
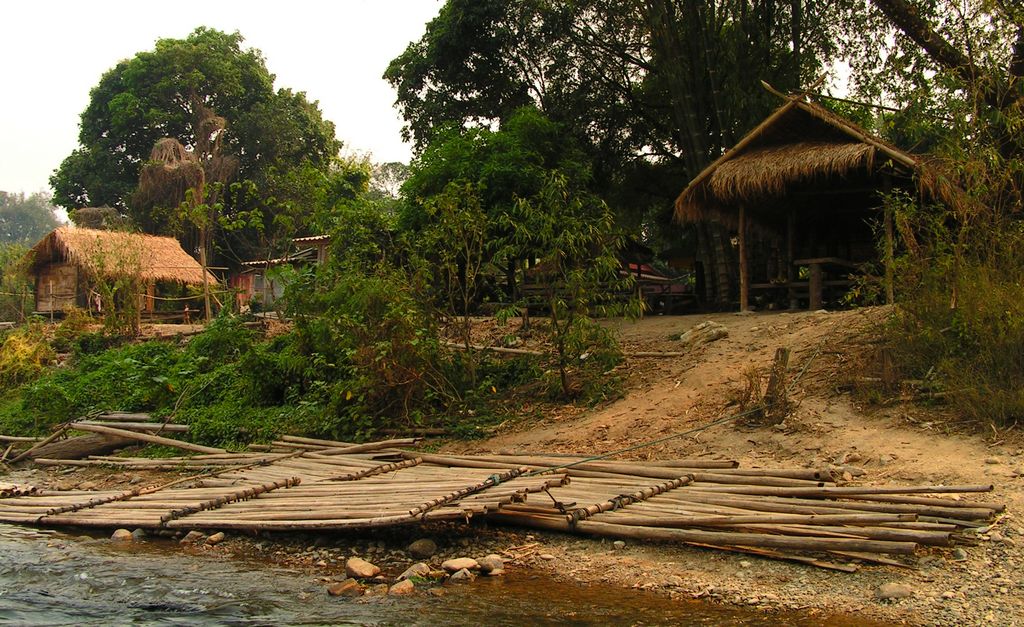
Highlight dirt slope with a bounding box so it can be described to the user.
[449,308,1024,625]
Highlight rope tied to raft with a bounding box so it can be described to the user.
[488,473,503,486]
[608,494,633,511]
[568,508,589,525]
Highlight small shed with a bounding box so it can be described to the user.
[233,234,332,310]
[674,92,961,310]
[27,227,215,314]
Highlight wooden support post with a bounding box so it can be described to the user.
[884,205,895,305]
[738,206,749,312]
[761,347,791,425]
[786,210,797,309]
[808,263,823,310]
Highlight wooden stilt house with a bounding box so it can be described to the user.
[26,227,215,315]
[674,92,962,311]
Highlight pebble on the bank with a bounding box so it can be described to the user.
[345,556,381,579]
[206,532,226,545]
[612,540,626,550]
[327,578,363,597]
[398,562,431,581]
[389,579,416,595]
[477,554,504,574]
[180,530,205,544]
[441,557,478,573]
[110,529,133,542]
[448,568,475,582]
[407,538,437,559]
[875,583,913,600]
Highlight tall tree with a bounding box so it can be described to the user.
[0,192,60,245]
[50,27,341,263]
[387,1,844,304]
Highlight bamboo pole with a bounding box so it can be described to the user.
[68,423,224,454]
[489,514,919,554]
[75,421,189,433]
[10,425,68,464]
[0,435,43,443]
[278,435,356,448]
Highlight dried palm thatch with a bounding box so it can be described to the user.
[138,138,204,209]
[674,95,969,226]
[709,141,875,207]
[28,227,215,285]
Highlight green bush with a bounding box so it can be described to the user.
[885,196,1024,426]
[0,324,56,391]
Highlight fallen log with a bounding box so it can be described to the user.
[24,434,137,462]
[10,425,69,464]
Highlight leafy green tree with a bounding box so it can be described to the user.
[421,181,489,383]
[387,1,840,188]
[0,242,33,321]
[501,174,640,397]
[388,1,848,303]
[402,106,588,268]
[50,27,341,263]
[0,192,60,245]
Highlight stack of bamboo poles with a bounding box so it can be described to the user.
[31,434,420,470]
[0,483,37,498]
[402,453,1004,570]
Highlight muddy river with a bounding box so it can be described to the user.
[0,525,880,625]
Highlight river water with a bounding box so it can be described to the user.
[0,525,875,626]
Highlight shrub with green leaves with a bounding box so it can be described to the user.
[0,323,55,391]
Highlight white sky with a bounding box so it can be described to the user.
[0,1,444,195]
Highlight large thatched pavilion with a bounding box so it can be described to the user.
[674,92,959,311]
[26,227,215,314]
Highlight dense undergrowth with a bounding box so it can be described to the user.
[880,202,1024,427]
[0,312,619,448]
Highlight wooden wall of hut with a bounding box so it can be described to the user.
[34,263,79,312]
[693,205,879,311]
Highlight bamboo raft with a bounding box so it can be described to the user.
[0,438,1005,571]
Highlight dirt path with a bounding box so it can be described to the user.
[449,308,1024,625]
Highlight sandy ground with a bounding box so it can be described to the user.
[446,308,1024,625]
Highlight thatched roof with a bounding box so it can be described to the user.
[28,227,215,285]
[674,95,961,227]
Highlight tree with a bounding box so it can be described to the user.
[137,98,237,320]
[368,161,411,202]
[501,173,639,397]
[401,106,592,305]
[50,27,341,263]
[0,192,60,245]
[387,1,848,304]
[421,181,489,384]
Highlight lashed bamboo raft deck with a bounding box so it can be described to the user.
[0,439,1005,571]
[0,454,567,531]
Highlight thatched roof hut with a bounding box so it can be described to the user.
[675,96,961,227]
[27,227,214,313]
[28,227,214,285]
[673,93,961,311]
